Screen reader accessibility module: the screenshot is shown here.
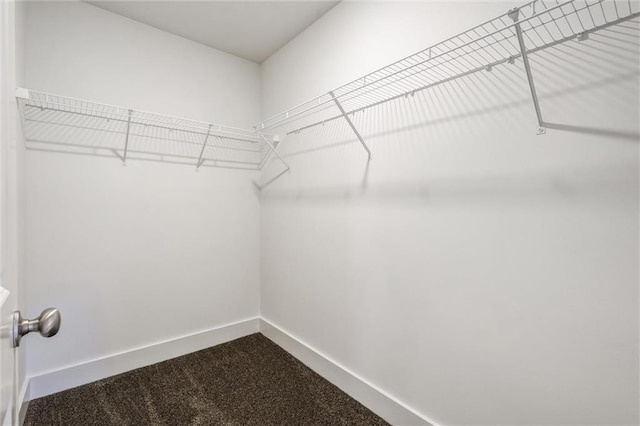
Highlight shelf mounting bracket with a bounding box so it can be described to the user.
[256,131,290,189]
[329,91,372,159]
[257,131,289,171]
[508,7,546,135]
[122,109,133,163]
[196,124,213,169]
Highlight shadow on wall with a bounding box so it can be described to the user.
[259,162,638,205]
[23,141,258,171]
[260,17,639,199]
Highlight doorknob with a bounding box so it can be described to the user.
[12,308,61,348]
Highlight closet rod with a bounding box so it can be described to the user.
[255,0,639,136]
[256,0,570,131]
[16,88,280,170]
[255,0,542,131]
[20,102,266,145]
[284,10,640,136]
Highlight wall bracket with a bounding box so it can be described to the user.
[256,131,290,189]
[122,109,133,163]
[509,7,546,135]
[196,124,213,169]
[329,91,372,160]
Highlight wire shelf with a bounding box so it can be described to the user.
[255,0,640,135]
[17,88,279,169]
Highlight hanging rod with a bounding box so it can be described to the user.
[255,0,639,139]
[288,7,639,136]
[16,88,279,169]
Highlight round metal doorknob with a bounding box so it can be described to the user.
[37,308,61,337]
[12,308,62,347]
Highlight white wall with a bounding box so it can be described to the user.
[24,1,262,387]
[260,2,639,425]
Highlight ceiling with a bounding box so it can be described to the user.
[85,1,340,63]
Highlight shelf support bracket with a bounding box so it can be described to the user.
[256,131,290,189]
[329,91,372,159]
[196,124,213,169]
[508,7,545,135]
[122,109,133,163]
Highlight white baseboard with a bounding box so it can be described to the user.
[28,317,260,401]
[25,316,438,426]
[259,318,438,426]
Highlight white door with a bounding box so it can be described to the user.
[0,1,23,424]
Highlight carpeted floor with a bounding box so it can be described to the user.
[24,333,389,425]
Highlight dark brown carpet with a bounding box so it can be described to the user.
[24,333,389,426]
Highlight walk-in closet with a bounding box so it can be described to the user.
[1,1,638,425]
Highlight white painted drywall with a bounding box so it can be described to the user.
[24,1,262,386]
[260,2,639,425]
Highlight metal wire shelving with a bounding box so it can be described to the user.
[255,0,640,158]
[16,88,281,171]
